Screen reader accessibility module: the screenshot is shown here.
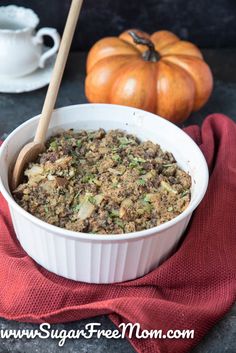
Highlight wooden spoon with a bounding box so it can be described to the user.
[11,0,83,190]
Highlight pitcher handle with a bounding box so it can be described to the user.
[34,27,60,68]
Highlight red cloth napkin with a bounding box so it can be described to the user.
[0,114,236,353]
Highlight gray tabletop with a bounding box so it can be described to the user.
[0,50,235,353]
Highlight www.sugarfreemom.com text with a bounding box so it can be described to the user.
[0,323,195,346]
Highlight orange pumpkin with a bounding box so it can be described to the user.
[85,29,213,123]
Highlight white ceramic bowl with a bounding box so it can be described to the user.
[0,104,208,283]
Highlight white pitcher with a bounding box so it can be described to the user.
[0,5,60,77]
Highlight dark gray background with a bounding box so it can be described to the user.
[0,0,236,50]
[0,1,235,352]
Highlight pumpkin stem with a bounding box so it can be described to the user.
[128,31,160,62]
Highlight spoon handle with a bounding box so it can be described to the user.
[34,0,83,144]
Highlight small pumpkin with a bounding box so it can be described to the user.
[85,29,213,123]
